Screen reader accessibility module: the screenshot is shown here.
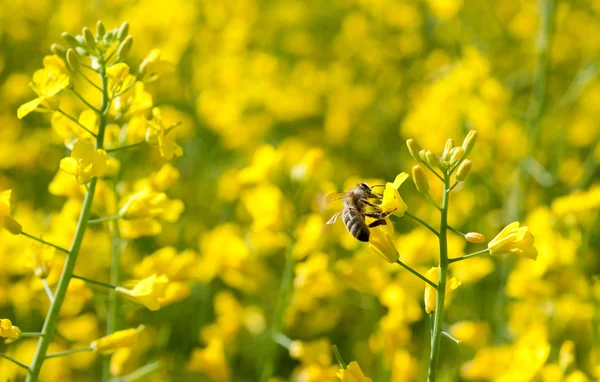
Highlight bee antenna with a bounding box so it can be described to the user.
[370,184,386,188]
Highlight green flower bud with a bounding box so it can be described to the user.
[66,49,80,72]
[419,149,428,163]
[450,147,464,165]
[117,36,133,60]
[425,150,444,169]
[96,21,106,39]
[406,139,422,162]
[117,22,130,42]
[3,216,22,235]
[50,43,68,58]
[412,165,429,193]
[456,159,472,181]
[61,32,80,48]
[442,139,454,161]
[83,27,96,49]
[462,130,478,156]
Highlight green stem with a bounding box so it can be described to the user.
[428,172,450,382]
[447,225,466,237]
[449,248,490,264]
[332,345,348,370]
[57,108,97,137]
[26,55,110,382]
[395,259,437,290]
[447,181,459,193]
[21,232,69,254]
[0,353,30,371]
[20,333,44,338]
[88,214,124,224]
[425,193,442,211]
[78,71,103,92]
[106,142,146,153]
[46,347,94,359]
[441,331,461,345]
[103,218,123,381]
[422,162,444,182]
[41,279,54,302]
[108,361,160,382]
[404,211,440,237]
[71,89,101,114]
[72,275,117,290]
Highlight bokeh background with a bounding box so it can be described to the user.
[1,0,599,381]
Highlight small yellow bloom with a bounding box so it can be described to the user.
[145,108,183,160]
[187,339,231,382]
[0,189,22,235]
[26,241,55,278]
[59,140,109,184]
[106,63,134,90]
[368,221,399,263]
[119,187,184,222]
[337,361,373,382]
[381,173,408,217]
[90,325,144,354]
[488,222,538,260]
[116,274,169,311]
[139,49,174,83]
[0,319,22,344]
[150,163,180,191]
[17,68,70,119]
[424,267,461,314]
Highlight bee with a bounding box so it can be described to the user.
[324,182,393,242]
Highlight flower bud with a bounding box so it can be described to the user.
[96,21,106,39]
[412,165,429,193]
[456,159,471,181]
[406,139,422,162]
[419,149,428,163]
[66,49,80,72]
[425,150,444,169]
[117,22,130,42]
[450,147,464,165]
[462,130,478,156]
[465,232,485,244]
[117,36,133,60]
[83,27,96,49]
[61,32,80,48]
[3,216,22,235]
[50,43,68,57]
[442,139,454,161]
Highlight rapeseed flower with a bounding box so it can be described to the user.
[368,221,399,263]
[116,274,169,311]
[59,140,109,184]
[488,222,538,260]
[337,361,372,382]
[0,319,21,344]
[17,68,69,119]
[91,325,144,354]
[0,190,22,235]
[424,267,461,314]
[381,173,408,217]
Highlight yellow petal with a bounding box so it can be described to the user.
[17,97,43,119]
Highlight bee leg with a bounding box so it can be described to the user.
[360,199,383,210]
[364,210,394,219]
[368,219,387,228]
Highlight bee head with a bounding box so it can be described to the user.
[358,182,371,192]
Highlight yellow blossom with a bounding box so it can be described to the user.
[59,140,109,184]
[187,339,231,382]
[150,163,180,191]
[0,319,21,344]
[337,361,372,382]
[0,189,22,234]
[26,241,55,278]
[17,68,70,119]
[90,325,144,354]
[488,222,538,260]
[368,220,399,263]
[139,49,174,83]
[424,267,461,314]
[145,108,183,159]
[381,173,409,217]
[106,63,134,90]
[119,187,184,222]
[116,274,169,311]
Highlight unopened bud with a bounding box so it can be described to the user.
[465,232,485,244]
[61,32,80,48]
[406,139,422,162]
[117,22,130,42]
[66,49,80,72]
[425,150,444,169]
[50,43,68,57]
[456,159,471,181]
[412,165,429,193]
[419,149,428,163]
[462,130,478,156]
[83,27,96,49]
[442,139,454,161]
[117,36,133,60]
[96,21,106,39]
[450,147,464,164]
[3,216,22,235]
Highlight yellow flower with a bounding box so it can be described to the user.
[116,274,169,311]
[139,49,174,83]
[145,108,184,159]
[17,68,70,119]
[424,267,461,314]
[106,63,134,91]
[368,220,399,263]
[187,339,231,382]
[150,163,180,191]
[26,241,55,278]
[0,319,22,344]
[59,140,109,184]
[90,325,144,354]
[381,173,409,217]
[0,189,22,235]
[337,361,373,382]
[488,222,538,260]
[119,187,184,222]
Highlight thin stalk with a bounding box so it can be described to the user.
[20,333,44,338]
[441,331,461,345]
[78,72,103,92]
[103,218,123,381]
[46,347,94,359]
[41,279,54,302]
[70,89,101,113]
[112,81,137,99]
[449,248,490,264]
[425,193,442,211]
[108,361,160,382]
[57,108,97,137]
[21,232,69,254]
[332,345,348,370]
[428,173,450,382]
[404,211,440,237]
[0,353,30,371]
[422,162,444,182]
[447,181,459,193]
[88,214,124,224]
[26,55,110,382]
[106,142,145,153]
[72,275,116,290]
[395,259,437,290]
[447,225,466,237]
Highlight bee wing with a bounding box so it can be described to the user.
[325,192,346,204]
[322,211,342,233]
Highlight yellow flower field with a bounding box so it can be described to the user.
[0,0,598,381]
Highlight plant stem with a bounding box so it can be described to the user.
[71,89,101,113]
[428,172,450,382]
[447,225,466,237]
[0,353,30,371]
[72,275,117,290]
[26,55,110,382]
[425,193,442,211]
[20,333,44,338]
[332,345,348,369]
[449,248,490,264]
[88,214,124,224]
[46,347,94,359]
[41,279,54,302]
[108,361,160,382]
[106,142,146,153]
[57,108,97,137]
[103,218,123,381]
[404,211,439,237]
[21,232,69,254]
[395,259,437,290]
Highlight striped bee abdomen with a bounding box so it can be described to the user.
[342,207,370,242]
